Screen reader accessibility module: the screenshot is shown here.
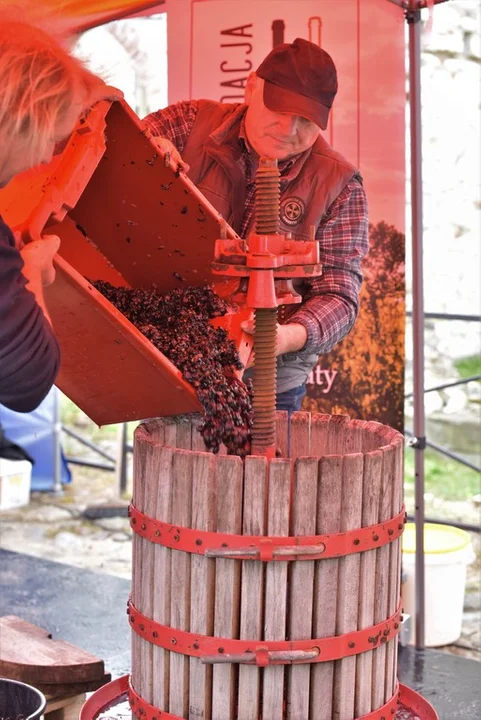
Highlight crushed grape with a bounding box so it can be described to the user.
[93,282,253,456]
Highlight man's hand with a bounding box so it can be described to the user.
[21,235,61,287]
[241,320,308,368]
[151,136,190,172]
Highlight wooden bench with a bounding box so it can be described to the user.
[0,616,110,720]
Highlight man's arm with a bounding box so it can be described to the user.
[143,100,199,155]
[0,221,60,412]
[284,178,369,355]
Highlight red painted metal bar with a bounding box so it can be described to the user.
[129,680,400,720]
[127,598,403,664]
[80,675,439,720]
[129,502,406,560]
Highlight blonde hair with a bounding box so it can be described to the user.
[0,5,105,165]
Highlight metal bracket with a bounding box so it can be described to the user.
[205,541,326,560]
[399,613,413,647]
[202,646,320,666]
[406,8,422,23]
[408,435,427,449]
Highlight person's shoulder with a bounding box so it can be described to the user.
[197,99,242,109]
[196,98,232,111]
[196,99,244,121]
[311,136,358,173]
[144,99,198,120]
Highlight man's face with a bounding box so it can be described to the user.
[244,74,321,160]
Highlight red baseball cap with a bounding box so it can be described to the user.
[256,37,338,130]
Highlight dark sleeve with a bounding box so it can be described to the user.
[0,218,60,412]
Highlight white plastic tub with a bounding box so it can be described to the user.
[0,458,32,510]
[402,522,475,647]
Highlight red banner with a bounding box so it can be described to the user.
[166,0,406,429]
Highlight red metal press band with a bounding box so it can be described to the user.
[129,677,400,720]
[128,599,402,665]
[129,680,183,720]
[129,503,406,561]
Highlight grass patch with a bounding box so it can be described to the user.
[454,354,481,380]
[405,448,481,501]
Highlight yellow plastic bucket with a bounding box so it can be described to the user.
[401,523,475,646]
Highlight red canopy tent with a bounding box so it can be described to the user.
[26,0,164,31]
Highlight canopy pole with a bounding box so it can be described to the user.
[406,3,426,651]
[389,0,449,650]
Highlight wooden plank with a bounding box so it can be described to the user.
[385,437,404,702]
[152,446,174,712]
[139,418,166,445]
[0,617,104,686]
[169,450,194,717]
[309,413,331,457]
[262,459,291,720]
[34,675,110,699]
[191,414,207,452]
[164,418,178,448]
[371,440,396,711]
[211,456,243,720]
[0,615,51,640]
[346,419,369,453]
[189,452,216,720]
[392,437,404,693]
[131,426,150,700]
[287,457,318,720]
[175,415,193,450]
[45,692,86,720]
[327,414,350,455]
[138,435,159,705]
[355,450,383,717]
[333,453,363,720]
[310,456,342,720]
[373,424,399,453]
[132,425,149,621]
[237,456,268,720]
[289,411,311,459]
[275,410,289,458]
[363,421,386,452]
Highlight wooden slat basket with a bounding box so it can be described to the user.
[129,411,404,720]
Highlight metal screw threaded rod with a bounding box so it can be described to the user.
[251,158,280,456]
[255,157,281,235]
[252,307,278,455]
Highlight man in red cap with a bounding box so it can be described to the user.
[144,38,368,413]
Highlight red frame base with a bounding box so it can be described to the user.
[80,675,439,720]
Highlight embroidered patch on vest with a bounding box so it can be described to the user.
[280,196,305,227]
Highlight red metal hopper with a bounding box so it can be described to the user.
[0,99,241,425]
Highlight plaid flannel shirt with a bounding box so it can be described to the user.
[144,100,369,357]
